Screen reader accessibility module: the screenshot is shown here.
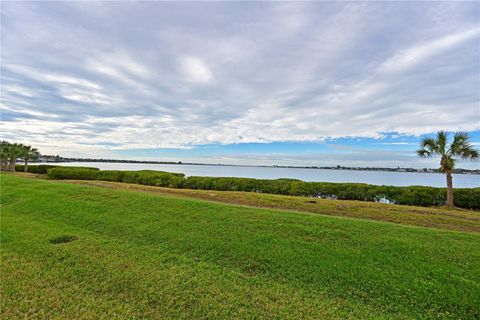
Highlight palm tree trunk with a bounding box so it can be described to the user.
[9,158,16,172]
[24,159,28,172]
[446,169,454,208]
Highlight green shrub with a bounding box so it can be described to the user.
[44,167,479,210]
[184,176,216,190]
[47,167,99,180]
[386,186,446,207]
[15,164,60,174]
[97,170,126,182]
[453,188,480,209]
[120,170,185,188]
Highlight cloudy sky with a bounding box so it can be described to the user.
[1,1,479,168]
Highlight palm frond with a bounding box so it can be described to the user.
[417,137,438,157]
[436,131,448,155]
[450,132,479,160]
[450,131,467,155]
[416,149,432,158]
[460,147,479,160]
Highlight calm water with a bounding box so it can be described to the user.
[53,162,480,188]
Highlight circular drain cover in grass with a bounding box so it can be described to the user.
[49,235,78,244]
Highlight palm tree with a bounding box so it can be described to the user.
[6,143,24,172]
[417,131,478,208]
[20,145,40,172]
[0,141,10,171]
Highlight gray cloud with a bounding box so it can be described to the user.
[1,2,479,158]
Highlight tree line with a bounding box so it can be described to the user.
[0,141,40,172]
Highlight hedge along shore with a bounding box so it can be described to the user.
[16,164,480,210]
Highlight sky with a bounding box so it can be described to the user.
[1,1,479,168]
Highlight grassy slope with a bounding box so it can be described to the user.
[1,173,480,319]
[64,179,480,233]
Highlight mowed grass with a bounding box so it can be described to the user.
[66,179,480,233]
[1,174,479,319]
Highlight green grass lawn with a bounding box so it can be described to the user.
[1,173,479,319]
[65,179,480,233]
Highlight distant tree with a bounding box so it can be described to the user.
[417,131,479,208]
[4,142,24,172]
[20,145,40,172]
[0,142,42,172]
[0,141,10,171]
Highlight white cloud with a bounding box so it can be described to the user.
[179,56,213,84]
[1,1,479,165]
[381,28,480,73]
[44,74,101,90]
[379,142,413,145]
[2,85,35,97]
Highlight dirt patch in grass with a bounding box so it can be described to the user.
[49,235,78,244]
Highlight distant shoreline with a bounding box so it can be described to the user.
[32,158,480,175]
